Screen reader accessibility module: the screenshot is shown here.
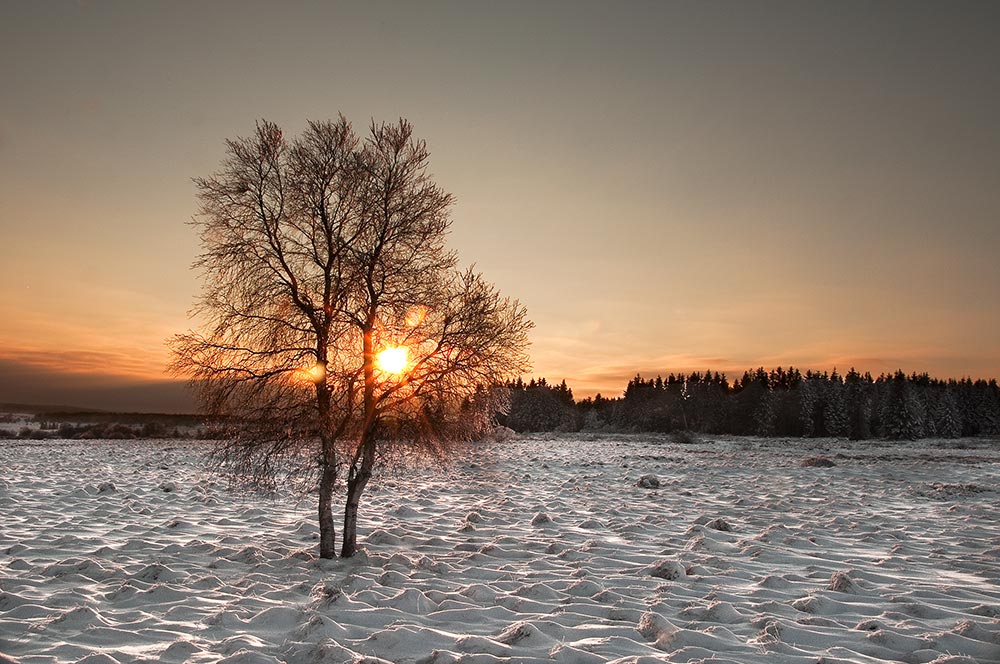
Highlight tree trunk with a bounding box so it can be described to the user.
[317,460,337,558]
[341,323,377,559]
[341,466,371,558]
[313,355,338,559]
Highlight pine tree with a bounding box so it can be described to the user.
[979,380,1000,435]
[932,388,962,439]
[824,371,850,438]
[753,388,777,437]
[798,379,816,437]
[845,369,871,440]
[880,371,925,440]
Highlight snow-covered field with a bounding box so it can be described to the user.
[1,435,998,664]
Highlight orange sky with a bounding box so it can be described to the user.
[2,2,999,410]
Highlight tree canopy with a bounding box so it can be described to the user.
[172,116,532,557]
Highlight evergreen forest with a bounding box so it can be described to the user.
[501,369,1000,440]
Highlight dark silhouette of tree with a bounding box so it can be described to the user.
[728,368,774,435]
[505,378,581,432]
[798,375,819,437]
[824,370,850,438]
[686,371,730,433]
[976,379,1000,435]
[578,391,614,430]
[844,369,873,440]
[172,117,531,558]
[930,385,962,439]
[956,378,980,436]
[879,371,925,440]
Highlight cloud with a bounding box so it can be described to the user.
[0,357,192,412]
[0,346,167,380]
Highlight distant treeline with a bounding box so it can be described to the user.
[0,412,223,441]
[4,370,997,442]
[500,369,1000,440]
[35,412,205,426]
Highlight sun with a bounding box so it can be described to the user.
[375,346,409,376]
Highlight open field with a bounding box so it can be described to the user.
[1,435,998,663]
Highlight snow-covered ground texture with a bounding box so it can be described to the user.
[1,435,998,664]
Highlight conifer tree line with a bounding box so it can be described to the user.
[501,369,1000,440]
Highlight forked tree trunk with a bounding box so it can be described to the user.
[340,465,371,558]
[341,324,377,559]
[317,461,338,558]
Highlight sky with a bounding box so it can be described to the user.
[2,1,999,411]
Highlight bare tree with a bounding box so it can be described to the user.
[171,116,531,558]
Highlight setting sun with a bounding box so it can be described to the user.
[375,346,409,375]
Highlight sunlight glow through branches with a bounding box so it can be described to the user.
[375,346,409,376]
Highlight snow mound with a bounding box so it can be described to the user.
[636,474,660,489]
[828,570,861,593]
[647,559,686,580]
[531,511,552,525]
[801,456,836,467]
[706,517,732,532]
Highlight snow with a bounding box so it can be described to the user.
[1,435,998,663]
